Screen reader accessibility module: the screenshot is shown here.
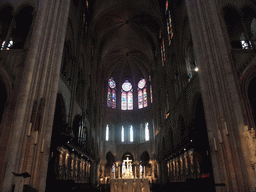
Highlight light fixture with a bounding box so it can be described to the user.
[195,67,199,72]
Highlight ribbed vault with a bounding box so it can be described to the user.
[89,0,164,82]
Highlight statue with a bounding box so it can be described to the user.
[122,157,134,179]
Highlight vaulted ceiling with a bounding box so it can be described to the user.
[88,0,166,84]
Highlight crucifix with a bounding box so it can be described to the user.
[123,157,132,170]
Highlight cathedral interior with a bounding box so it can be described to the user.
[0,0,256,192]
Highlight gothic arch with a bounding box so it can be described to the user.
[192,95,215,182]
[240,63,256,128]
[11,5,34,49]
[50,93,67,150]
[140,151,150,166]
[0,5,13,46]
[222,5,245,48]
[121,152,134,162]
[105,151,115,177]
[72,114,82,143]
[46,93,68,190]
[105,150,116,160]
[106,151,115,162]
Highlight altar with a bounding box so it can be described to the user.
[110,157,150,192]
[110,179,150,192]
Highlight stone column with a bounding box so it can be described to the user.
[156,162,160,183]
[185,0,256,191]
[151,161,156,182]
[134,161,139,178]
[0,1,71,192]
[143,166,146,178]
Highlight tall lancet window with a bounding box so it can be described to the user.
[138,79,147,109]
[149,75,153,103]
[145,122,149,141]
[130,125,133,142]
[106,124,109,141]
[107,78,116,109]
[121,80,133,110]
[161,38,166,66]
[166,0,174,46]
[121,126,124,142]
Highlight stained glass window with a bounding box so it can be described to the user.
[86,0,89,10]
[122,92,127,110]
[1,38,13,50]
[138,79,146,89]
[122,81,132,91]
[150,85,153,103]
[166,0,174,46]
[138,79,147,109]
[107,78,116,109]
[143,88,147,107]
[161,38,166,66]
[121,80,133,110]
[167,10,174,46]
[108,79,116,88]
[128,92,133,110]
[138,90,143,109]
[112,90,116,109]
[165,0,168,14]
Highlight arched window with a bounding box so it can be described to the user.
[107,78,116,109]
[150,85,153,103]
[138,79,147,109]
[160,38,166,66]
[145,122,149,141]
[121,80,133,110]
[166,0,173,46]
[223,6,256,49]
[130,125,133,142]
[106,124,109,141]
[121,126,124,142]
[185,42,198,81]
[0,6,13,50]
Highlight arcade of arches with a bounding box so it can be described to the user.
[0,0,256,192]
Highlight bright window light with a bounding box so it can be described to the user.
[106,124,109,141]
[130,126,133,142]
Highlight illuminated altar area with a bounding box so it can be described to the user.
[110,157,150,192]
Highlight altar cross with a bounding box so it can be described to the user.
[123,157,132,170]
